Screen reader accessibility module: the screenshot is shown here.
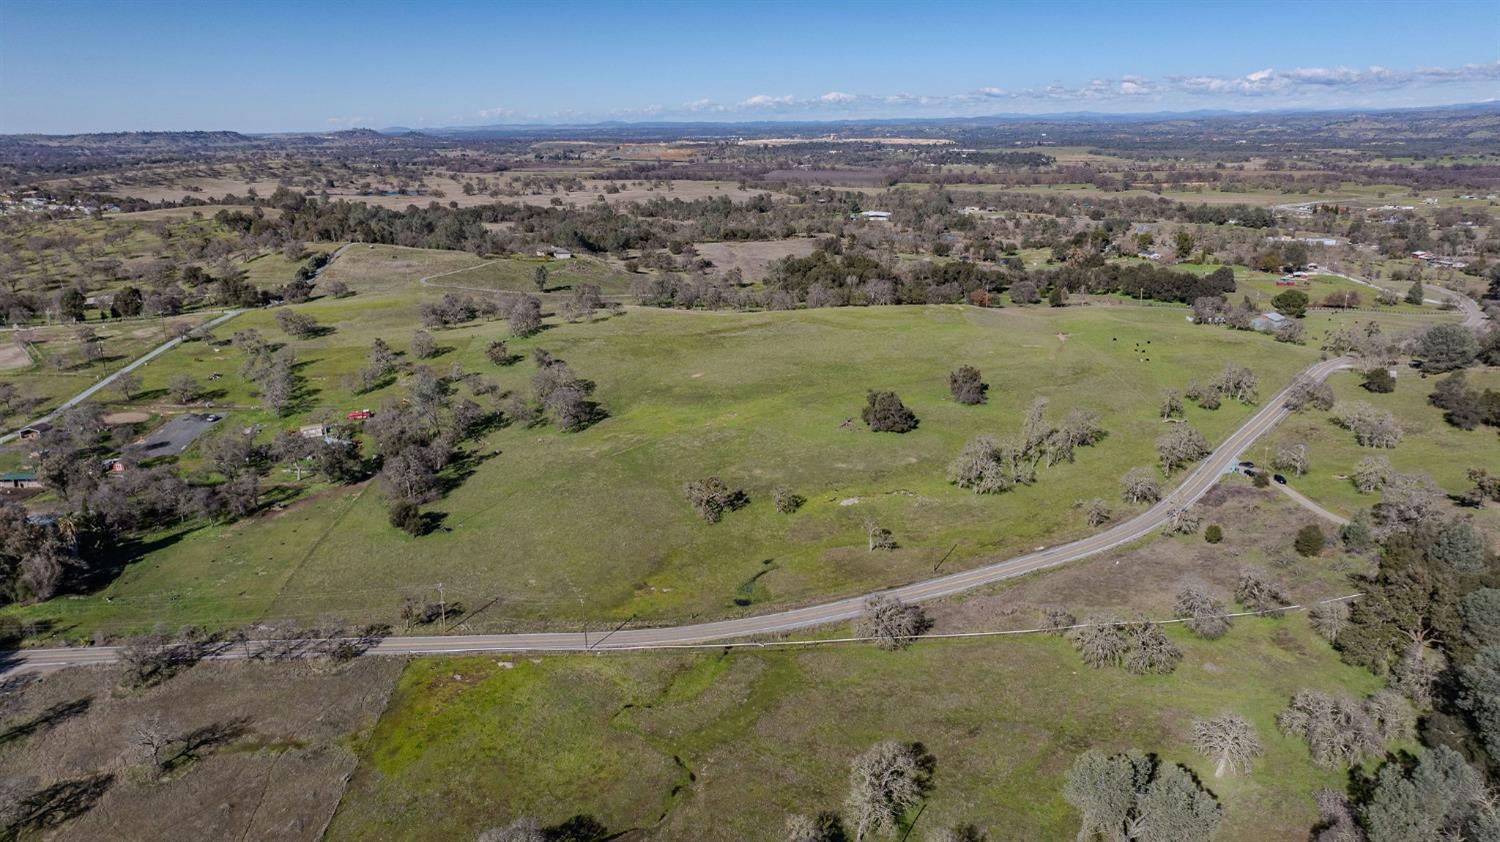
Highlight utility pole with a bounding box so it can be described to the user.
[437,582,446,634]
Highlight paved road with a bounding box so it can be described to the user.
[0,309,244,445]
[1324,268,1487,329]
[134,413,223,457]
[3,356,1355,674]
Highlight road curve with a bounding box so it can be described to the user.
[4,356,1354,674]
[1324,268,1487,329]
[0,309,245,445]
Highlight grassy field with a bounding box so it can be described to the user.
[3,294,1335,639]
[0,313,219,430]
[422,253,635,296]
[692,238,821,281]
[3,490,1390,842]
[1256,366,1500,535]
[328,621,1385,841]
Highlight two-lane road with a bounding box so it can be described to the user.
[3,356,1354,674]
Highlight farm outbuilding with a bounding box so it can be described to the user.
[18,423,52,441]
[0,471,42,489]
[1250,312,1291,333]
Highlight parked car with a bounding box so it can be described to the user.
[347,409,373,420]
[1238,460,1255,469]
[1273,474,1287,485]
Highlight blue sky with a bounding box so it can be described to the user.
[2,0,1497,133]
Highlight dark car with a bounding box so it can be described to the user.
[1273,474,1287,485]
[1238,460,1255,469]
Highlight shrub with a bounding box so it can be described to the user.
[1294,524,1326,557]
[947,366,988,405]
[1204,524,1223,544]
[388,500,425,535]
[1361,368,1396,393]
[862,391,919,433]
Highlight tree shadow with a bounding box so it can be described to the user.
[0,696,93,747]
[546,814,611,842]
[2,772,115,838]
[437,448,502,495]
[158,717,251,775]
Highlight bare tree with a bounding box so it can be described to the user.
[845,741,932,840]
[1123,618,1182,674]
[1163,507,1201,536]
[1191,714,1263,777]
[1311,789,1363,842]
[1285,378,1335,412]
[1120,467,1162,504]
[168,373,199,404]
[1210,365,1259,404]
[1175,583,1230,639]
[508,296,543,337]
[857,595,929,650]
[1156,425,1210,475]
[410,329,437,360]
[1042,607,1076,634]
[1077,498,1112,527]
[1234,569,1290,615]
[1374,472,1443,530]
[1159,389,1184,420]
[114,371,142,401]
[1276,689,1383,768]
[1273,442,1309,477]
[1070,615,1128,669]
[772,486,803,514]
[1309,600,1350,643]
[681,477,747,524]
[1352,455,1393,493]
[866,521,896,551]
[1331,401,1402,448]
[1390,641,1443,709]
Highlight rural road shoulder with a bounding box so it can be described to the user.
[3,356,1355,674]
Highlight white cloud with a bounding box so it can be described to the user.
[555,60,1500,122]
[738,94,795,109]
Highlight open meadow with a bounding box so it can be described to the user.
[325,489,1386,842]
[3,274,1342,639]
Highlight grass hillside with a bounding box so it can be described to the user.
[4,297,1326,639]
